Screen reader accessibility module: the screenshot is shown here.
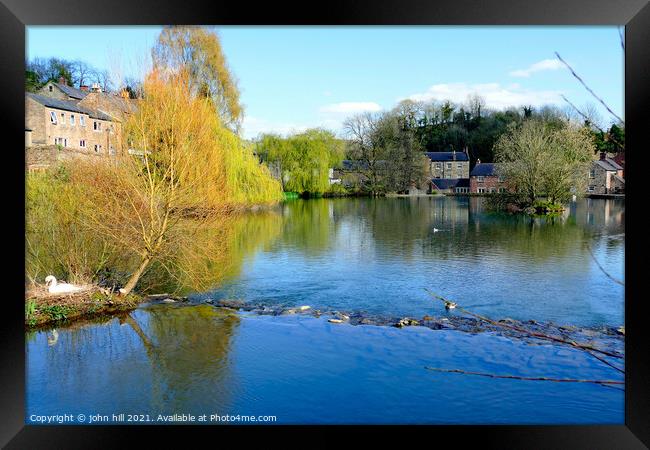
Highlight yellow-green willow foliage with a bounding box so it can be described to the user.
[153,26,243,131]
[216,126,283,206]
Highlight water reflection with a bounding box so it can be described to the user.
[26,305,241,416]
[208,197,624,326]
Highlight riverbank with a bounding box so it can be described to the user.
[24,285,143,330]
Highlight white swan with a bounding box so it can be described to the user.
[45,275,84,294]
[47,329,59,346]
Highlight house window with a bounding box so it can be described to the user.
[60,113,65,124]
[477,176,485,182]
[477,187,486,194]
[94,144,102,153]
[589,169,595,179]
[435,163,441,170]
[498,175,506,182]
[48,85,53,92]
[54,137,67,147]
[80,140,86,148]
[455,187,468,193]
[457,163,463,170]
[80,116,85,126]
[588,186,595,192]
[94,121,102,131]
[446,162,452,169]
[50,111,57,124]
[109,146,116,155]
[499,187,506,193]
[489,188,496,193]
[70,114,75,126]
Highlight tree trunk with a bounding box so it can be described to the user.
[120,255,152,296]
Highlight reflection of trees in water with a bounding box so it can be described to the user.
[139,211,283,295]
[124,305,240,413]
[139,197,623,293]
[278,199,336,255]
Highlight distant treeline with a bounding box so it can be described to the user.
[25,57,143,98]
[375,98,624,164]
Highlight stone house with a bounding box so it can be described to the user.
[26,79,139,168]
[26,92,119,155]
[469,162,507,194]
[38,77,91,101]
[587,153,625,194]
[425,150,470,179]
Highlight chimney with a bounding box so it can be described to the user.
[476,158,481,165]
[58,76,67,85]
[600,151,607,161]
[452,148,456,161]
[91,83,101,93]
[80,85,89,91]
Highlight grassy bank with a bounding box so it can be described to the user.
[25,286,141,330]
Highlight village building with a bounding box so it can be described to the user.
[38,77,91,101]
[26,79,138,170]
[430,178,470,194]
[425,150,470,179]
[25,92,117,154]
[469,162,507,194]
[587,153,625,195]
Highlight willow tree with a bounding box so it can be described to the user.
[257,129,344,194]
[70,69,233,295]
[152,26,243,131]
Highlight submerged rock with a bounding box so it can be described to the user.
[395,318,419,328]
[217,299,246,309]
[297,305,311,311]
[328,318,344,324]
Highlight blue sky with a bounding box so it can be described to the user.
[27,26,624,139]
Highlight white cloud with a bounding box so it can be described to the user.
[320,102,382,113]
[509,59,564,78]
[404,82,564,109]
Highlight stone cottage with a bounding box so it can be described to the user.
[587,153,625,194]
[26,92,118,154]
[425,150,470,179]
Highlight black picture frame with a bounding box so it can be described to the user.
[2,0,648,447]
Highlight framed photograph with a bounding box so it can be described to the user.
[2,0,648,447]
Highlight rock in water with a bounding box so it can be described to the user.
[162,299,176,303]
[395,318,419,328]
[328,318,344,324]
[297,305,311,311]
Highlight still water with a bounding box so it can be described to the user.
[26,197,625,424]
[207,196,625,327]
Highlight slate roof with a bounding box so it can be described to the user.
[424,151,470,162]
[27,93,113,121]
[596,158,623,171]
[54,82,89,100]
[470,163,500,177]
[430,178,469,190]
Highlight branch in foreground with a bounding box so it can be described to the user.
[424,367,624,386]
[584,242,625,286]
[560,94,625,152]
[555,52,624,125]
[425,290,623,361]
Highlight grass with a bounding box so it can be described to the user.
[25,287,141,330]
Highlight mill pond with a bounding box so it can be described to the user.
[26,196,625,424]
